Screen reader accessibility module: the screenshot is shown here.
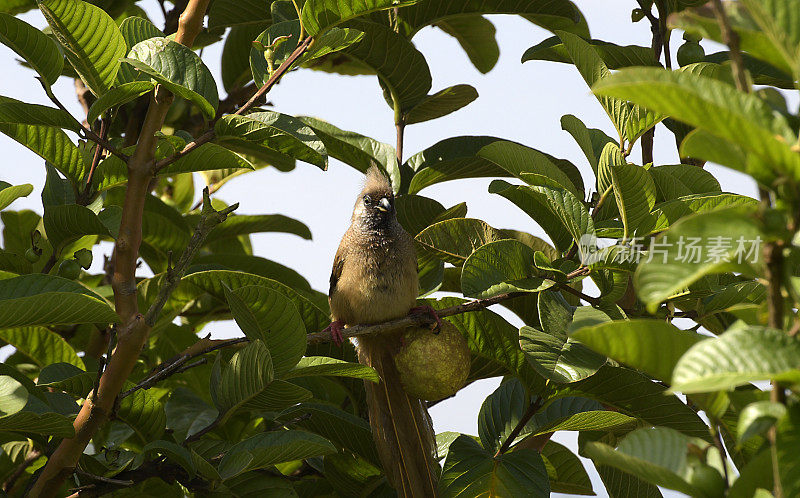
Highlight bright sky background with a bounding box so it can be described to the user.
[2,1,792,496]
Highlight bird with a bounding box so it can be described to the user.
[324,166,440,497]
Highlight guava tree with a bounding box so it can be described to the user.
[0,0,798,496]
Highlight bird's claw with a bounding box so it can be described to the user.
[323,320,345,346]
[410,305,443,333]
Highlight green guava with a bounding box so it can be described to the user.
[677,41,705,67]
[394,321,470,401]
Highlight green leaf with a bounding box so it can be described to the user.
[738,400,787,444]
[524,396,635,437]
[437,15,498,74]
[438,434,550,497]
[161,143,255,178]
[38,0,126,95]
[87,81,154,123]
[477,379,527,452]
[405,84,478,124]
[672,326,800,394]
[777,403,800,497]
[478,140,583,196]
[560,365,711,440]
[740,0,800,80]
[0,376,28,417]
[124,38,218,118]
[0,410,74,437]
[340,20,431,112]
[0,326,83,368]
[223,285,306,376]
[415,218,508,266]
[519,293,605,384]
[461,239,552,298]
[300,115,397,187]
[556,30,661,144]
[191,253,310,291]
[406,136,510,194]
[142,440,195,477]
[642,192,759,235]
[215,111,327,169]
[284,356,378,382]
[204,214,311,244]
[208,0,270,29]
[492,182,594,259]
[541,440,594,495]
[217,430,336,479]
[560,113,617,174]
[593,67,800,184]
[300,0,418,36]
[178,270,328,333]
[400,0,581,37]
[0,98,80,132]
[0,182,33,210]
[523,36,657,68]
[679,129,747,173]
[0,274,118,328]
[0,122,86,185]
[43,203,112,251]
[221,24,263,92]
[214,339,275,415]
[280,403,379,465]
[302,27,365,64]
[571,319,705,383]
[609,161,656,240]
[583,427,721,497]
[649,164,721,202]
[0,13,62,85]
[634,208,762,311]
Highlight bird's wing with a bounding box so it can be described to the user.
[329,245,346,298]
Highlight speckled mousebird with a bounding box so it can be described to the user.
[324,166,440,497]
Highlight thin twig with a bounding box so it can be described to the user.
[79,118,109,204]
[74,469,134,487]
[2,448,42,492]
[144,187,239,326]
[153,36,314,173]
[711,424,730,488]
[120,337,246,399]
[709,0,749,93]
[38,78,129,162]
[494,396,545,457]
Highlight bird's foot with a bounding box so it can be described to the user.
[409,305,443,333]
[323,320,346,346]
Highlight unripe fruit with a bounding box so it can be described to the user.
[24,248,40,263]
[677,41,705,67]
[57,259,81,280]
[683,31,702,43]
[394,321,470,401]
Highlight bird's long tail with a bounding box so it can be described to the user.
[357,333,438,497]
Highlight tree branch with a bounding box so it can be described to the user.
[28,2,211,495]
[308,267,591,344]
[38,78,129,162]
[144,187,239,326]
[153,35,314,173]
[494,395,545,458]
[709,0,749,93]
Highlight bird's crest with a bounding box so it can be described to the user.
[363,165,392,195]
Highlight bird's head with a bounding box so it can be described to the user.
[352,166,395,229]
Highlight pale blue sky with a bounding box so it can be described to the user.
[0,1,781,496]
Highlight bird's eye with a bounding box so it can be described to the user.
[363,194,372,205]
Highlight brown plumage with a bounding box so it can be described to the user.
[327,166,438,497]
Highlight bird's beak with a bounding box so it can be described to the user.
[376,197,391,212]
